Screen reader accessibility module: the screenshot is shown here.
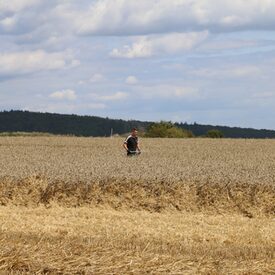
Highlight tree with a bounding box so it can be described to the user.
[145,121,193,138]
[206,129,224,138]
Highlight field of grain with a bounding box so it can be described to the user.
[0,136,274,274]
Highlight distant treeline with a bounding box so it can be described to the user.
[0,110,150,137]
[0,110,274,138]
[175,122,275,139]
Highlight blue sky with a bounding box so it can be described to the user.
[0,0,275,129]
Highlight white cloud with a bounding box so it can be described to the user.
[2,0,275,40]
[90,91,128,101]
[77,74,105,85]
[111,41,151,58]
[25,101,107,114]
[192,65,262,78]
[125,75,138,85]
[0,50,79,76]
[0,0,41,13]
[89,73,105,83]
[231,66,262,77]
[173,87,199,98]
[0,16,18,32]
[69,0,275,36]
[49,89,77,101]
[0,0,46,34]
[110,31,208,58]
[137,85,200,100]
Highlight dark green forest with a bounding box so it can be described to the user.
[0,110,274,138]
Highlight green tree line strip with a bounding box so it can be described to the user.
[0,110,275,138]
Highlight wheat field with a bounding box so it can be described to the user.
[0,136,274,274]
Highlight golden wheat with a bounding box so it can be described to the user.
[0,136,274,274]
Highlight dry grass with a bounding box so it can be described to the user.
[0,136,274,274]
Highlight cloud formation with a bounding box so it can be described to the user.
[0,0,55,35]
[49,89,77,101]
[2,1,275,38]
[136,85,200,100]
[0,50,79,76]
[71,0,275,36]
[90,92,128,101]
[89,74,105,83]
[110,31,208,58]
[192,65,262,78]
[125,76,138,85]
[0,0,41,14]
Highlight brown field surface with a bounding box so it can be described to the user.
[0,136,274,274]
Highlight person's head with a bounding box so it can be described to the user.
[131,128,138,137]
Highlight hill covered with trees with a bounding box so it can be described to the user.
[0,110,274,138]
[175,122,275,139]
[0,110,150,137]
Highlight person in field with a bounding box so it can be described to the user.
[123,128,141,156]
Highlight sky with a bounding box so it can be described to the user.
[0,0,275,130]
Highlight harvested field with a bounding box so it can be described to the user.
[0,137,274,274]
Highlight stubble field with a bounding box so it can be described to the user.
[0,136,274,274]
